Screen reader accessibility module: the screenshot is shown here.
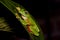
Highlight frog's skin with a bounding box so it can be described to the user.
[15,7,40,36]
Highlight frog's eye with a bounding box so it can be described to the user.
[25,11,29,14]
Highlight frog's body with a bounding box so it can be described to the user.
[15,7,40,36]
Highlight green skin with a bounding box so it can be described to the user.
[16,8,40,36]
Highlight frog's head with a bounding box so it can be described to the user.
[16,7,29,17]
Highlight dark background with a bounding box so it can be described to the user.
[48,0,60,40]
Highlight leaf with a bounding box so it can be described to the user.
[0,17,12,32]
